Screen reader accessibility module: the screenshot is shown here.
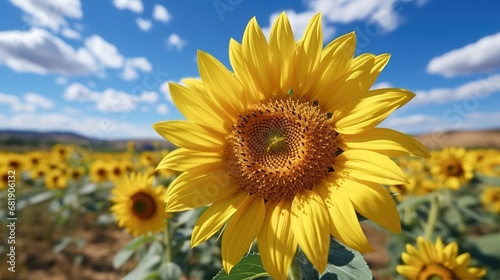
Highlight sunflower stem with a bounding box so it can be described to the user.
[164,220,172,263]
[424,194,439,241]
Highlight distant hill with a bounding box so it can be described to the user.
[0,130,174,152]
[415,129,500,150]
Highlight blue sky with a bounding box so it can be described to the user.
[0,0,499,139]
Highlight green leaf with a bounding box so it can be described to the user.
[476,173,500,186]
[296,238,373,280]
[113,235,156,269]
[158,262,183,280]
[123,242,163,280]
[213,253,269,280]
[468,232,500,259]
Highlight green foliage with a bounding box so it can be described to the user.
[213,253,269,280]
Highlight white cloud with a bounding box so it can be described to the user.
[85,35,124,69]
[412,74,500,106]
[0,112,160,139]
[0,92,53,112]
[55,76,68,85]
[139,91,158,103]
[121,57,152,80]
[427,32,500,77]
[153,4,171,23]
[166,33,186,51]
[262,10,336,41]
[10,0,82,32]
[0,28,96,75]
[63,82,99,102]
[371,81,393,90]
[96,89,136,112]
[136,17,152,31]
[61,27,81,40]
[113,0,143,13]
[159,80,174,103]
[156,104,169,115]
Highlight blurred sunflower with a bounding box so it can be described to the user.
[110,173,170,236]
[90,160,109,183]
[69,166,85,181]
[45,170,68,190]
[481,186,500,214]
[0,166,11,189]
[396,236,486,280]
[108,161,126,182]
[430,147,474,190]
[154,13,429,278]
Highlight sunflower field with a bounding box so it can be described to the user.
[2,12,500,280]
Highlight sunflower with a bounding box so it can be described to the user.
[154,13,429,278]
[396,236,486,280]
[481,186,500,214]
[111,173,170,236]
[90,160,109,183]
[430,147,474,190]
[45,170,68,190]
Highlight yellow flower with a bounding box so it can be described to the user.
[45,170,68,190]
[430,147,474,190]
[481,186,500,214]
[396,236,486,280]
[110,173,170,236]
[154,13,429,278]
[90,160,110,183]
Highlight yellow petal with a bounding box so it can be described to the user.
[258,200,297,280]
[310,32,355,102]
[339,127,430,158]
[269,12,295,94]
[156,148,224,172]
[315,183,374,252]
[333,150,409,185]
[198,51,245,118]
[333,88,415,134]
[222,195,265,273]
[242,17,273,97]
[291,190,330,273]
[191,191,249,247]
[229,39,260,104]
[164,169,238,212]
[291,13,322,96]
[168,82,228,133]
[153,120,225,152]
[337,176,401,233]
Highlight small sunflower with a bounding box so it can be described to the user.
[110,173,170,236]
[45,170,68,190]
[430,147,474,190]
[154,13,429,278]
[90,160,109,183]
[481,186,500,214]
[396,236,486,280]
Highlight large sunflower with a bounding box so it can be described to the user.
[154,13,429,278]
[396,236,486,279]
[110,173,170,236]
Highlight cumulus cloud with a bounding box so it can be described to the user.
[113,0,143,13]
[427,32,500,77]
[0,28,96,75]
[61,27,81,40]
[85,35,124,69]
[121,57,152,80]
[10,0,82,32]
[371,81,393,90]
[55,76,68,85]
[136,17,152,31]
[156,104,169,115]
[412,74,500,106]
[0,92,54,112]
[63,82,159,112]
[153,4,171,23]
[0,112,160,139]
[166,33,186,51]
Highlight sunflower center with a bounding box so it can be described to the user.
[226,97,339,201]
[445,161,463,176]
[131,192,156,219]
[418,264,457,280]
